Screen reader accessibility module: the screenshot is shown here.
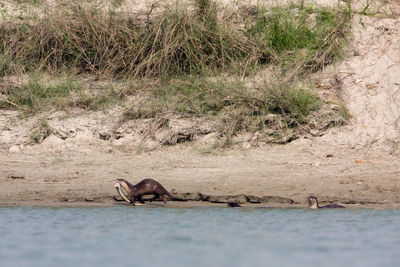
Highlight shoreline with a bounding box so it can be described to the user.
[2,200,400,210]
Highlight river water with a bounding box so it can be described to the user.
[1,206,400,267]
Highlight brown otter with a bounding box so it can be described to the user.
[307,196,345,209]
[114,178,186,205]
[227,202,242,207]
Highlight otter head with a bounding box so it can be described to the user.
[115,179,129,190]
[114,179,131,204]
[307,195,319,209]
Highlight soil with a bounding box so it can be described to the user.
[1,0,400,209]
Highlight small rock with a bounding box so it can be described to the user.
[99,132,111,140]
[9,145,21,153]
[85,197,95,202]
[195,132,219,146]
[326,154,334,157]
[10,175,25,179]
[41,135,64,149]
[242,142,251,149]
[246,195,261,203]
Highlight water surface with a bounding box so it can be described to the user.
[1,207,400,267]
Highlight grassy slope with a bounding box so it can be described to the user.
[0,0,351,145]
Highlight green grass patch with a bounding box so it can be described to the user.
[248,4,349,75]
[12,0,43,5]
[124,77,321,133]
[0,74,128,114]
[1,75,82,113]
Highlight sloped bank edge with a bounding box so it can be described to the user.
[2,191,398,209]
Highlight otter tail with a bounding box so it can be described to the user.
[161,186,187,202]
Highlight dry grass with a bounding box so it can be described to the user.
[0,0,264,78]
[0,0,352,144]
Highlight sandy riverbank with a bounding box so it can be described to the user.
[1,141,399,209]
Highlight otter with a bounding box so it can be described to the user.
[307,196,345,209]
[114,178,186,205]
[227,202,242,207]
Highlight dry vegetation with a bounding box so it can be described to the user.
[0,0,352,146]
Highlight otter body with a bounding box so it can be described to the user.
[114,178,184,205]
[318,204,345,208]
[227,202,242,207]
[308,196,345,209]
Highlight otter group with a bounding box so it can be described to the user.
[227,196,345,209]
[113,178,345,209]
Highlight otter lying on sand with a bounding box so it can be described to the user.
[307,196,345,209]
[114,178,186,205]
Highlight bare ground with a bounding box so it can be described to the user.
[1,0,400,208]
[1,142,400,208]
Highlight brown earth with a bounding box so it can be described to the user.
[1,0,400,209]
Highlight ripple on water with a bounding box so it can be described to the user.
[1,207,400,267]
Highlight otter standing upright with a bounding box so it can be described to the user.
[114,178,184,205]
